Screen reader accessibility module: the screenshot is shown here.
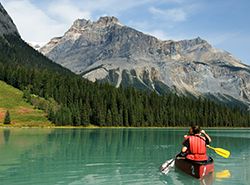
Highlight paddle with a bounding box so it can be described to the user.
[160,158,175,174]
[216,169,231,179]
[207,145,230,158]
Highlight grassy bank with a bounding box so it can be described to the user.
[0,81,52,127]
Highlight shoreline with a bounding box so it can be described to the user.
[0,124,250,129]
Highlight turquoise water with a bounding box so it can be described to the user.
[0,128,249,185]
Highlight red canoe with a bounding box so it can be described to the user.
[175,157,214,179]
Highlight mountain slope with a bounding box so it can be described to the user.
[0,80,51,126]
[0,3,19,36]
[0,3,72,75]
[40,16,250,108]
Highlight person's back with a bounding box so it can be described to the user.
[184,134,207,161]
[180,125,211,162]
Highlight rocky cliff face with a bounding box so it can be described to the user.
[0,3,19,37]
[40,16,250,107]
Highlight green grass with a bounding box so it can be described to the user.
[0,81,52,127]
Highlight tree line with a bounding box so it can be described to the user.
[0,34,250,127]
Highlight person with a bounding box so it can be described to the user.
[178,125,212,162]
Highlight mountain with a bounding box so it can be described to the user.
[0,2,76,126]
[0,3,72,74]
[28,42,43,50]
[40,16,250,108]
[0,3,249,127]
[0,3,19,36]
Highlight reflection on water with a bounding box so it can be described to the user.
[0,128,249,185]
[3,129,10,144]
[161,167,231,185]
[215,169,231,179]
[200,173,213,185]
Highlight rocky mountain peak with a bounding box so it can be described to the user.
[72,18,89,29]
[0,2,19,37]
[65,16,123,39]
[70,16,122,30]
[40,16,250,108]
[177,37,211,50]
[96,16,121,26]
[193,36,206,44]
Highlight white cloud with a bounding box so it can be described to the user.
[82,0,154,13]
[79,0,184,18]
[126,19,185,41]
[0,0,200,45]
[1,0,194,44]
[1,0,91,44]
[150,7,187,22]
[126,18,187,41]
[146,30,169,40]
[146,29,193,42]
[48,0,91,23]
[166,8,187,22]
[205,32,240,46]
[2,0,153,43]
[149,2,200,23]
[1,0,64,43]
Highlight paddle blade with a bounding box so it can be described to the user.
[160,159,175,174]
[215,148,230,158]
[208,146,230,158]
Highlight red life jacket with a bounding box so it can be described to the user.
[185,135,208,161]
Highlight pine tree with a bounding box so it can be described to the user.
[4,110,11,124]
[124,107,129,126]
[105,109,112,126]
[23,88,31,102]
[48,107,55,122]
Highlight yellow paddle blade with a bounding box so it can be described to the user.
[207,145,230,158]
[216,170,231,179]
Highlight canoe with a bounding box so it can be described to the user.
[175,157,214,179]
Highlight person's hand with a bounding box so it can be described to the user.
[200,130,206,134]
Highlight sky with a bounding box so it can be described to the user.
[1,0,250,65]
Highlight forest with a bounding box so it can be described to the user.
[0,34,250,127]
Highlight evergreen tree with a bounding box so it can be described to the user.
[105,109,112,126]
[48,107,55,122]
[23,88,31,102]
[3,110,11,124]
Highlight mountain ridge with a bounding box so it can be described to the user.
[0,3,19,36]
[40,16,250,108]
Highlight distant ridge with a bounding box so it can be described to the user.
[40,16,250,108]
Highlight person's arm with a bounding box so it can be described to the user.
[182,146,187,153]
[177,138,189,158]
[200,130,211,144]
[180,138,189,155]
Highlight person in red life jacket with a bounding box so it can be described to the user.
[178,125,212,162]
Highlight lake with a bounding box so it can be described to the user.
[0,128,249,185]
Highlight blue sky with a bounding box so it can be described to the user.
[1,0,250,65]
